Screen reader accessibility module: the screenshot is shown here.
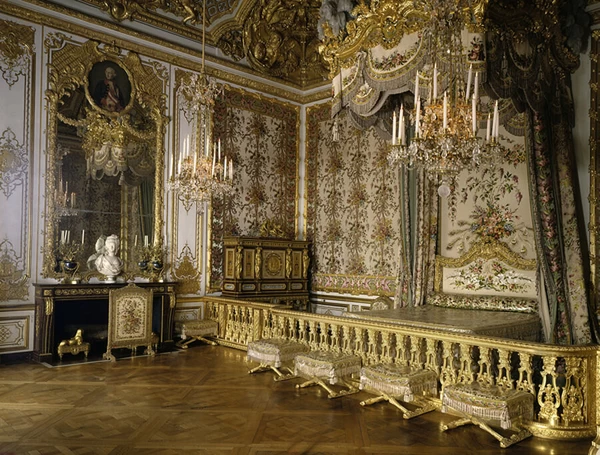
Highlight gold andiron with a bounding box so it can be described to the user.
[57,328,90,360]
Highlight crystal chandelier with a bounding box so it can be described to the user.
[168,0,233,212]
[387,1,505,196]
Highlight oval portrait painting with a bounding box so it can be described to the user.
[87,60,132,114]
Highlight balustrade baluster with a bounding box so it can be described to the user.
[561,356,586,425]
[538,355,561,425]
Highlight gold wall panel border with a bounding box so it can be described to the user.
[0,1,330,104]
[0,316,30,352]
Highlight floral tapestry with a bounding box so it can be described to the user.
[306,104,400,296]
[209,88,299,291]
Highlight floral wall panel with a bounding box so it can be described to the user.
[306,104,400,296]
[209,88,299,290]
[438,124,536,302]
[440,127,534,260]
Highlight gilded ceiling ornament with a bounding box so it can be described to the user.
[0,128,28,198]
[0,19,35,87]
[217,29,245,61]
[242,0,327,85]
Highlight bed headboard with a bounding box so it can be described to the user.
[431,240,539,314]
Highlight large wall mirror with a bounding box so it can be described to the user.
[43,40,167,281]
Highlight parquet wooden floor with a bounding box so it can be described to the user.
[0,345,592,454]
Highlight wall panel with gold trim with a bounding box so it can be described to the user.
[209,87,300,292]
[0,17,35,304]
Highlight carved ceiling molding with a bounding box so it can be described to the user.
[77,0,327,87]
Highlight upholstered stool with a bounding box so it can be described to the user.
[441,383,534,448]
[359,363,438,419]
[247,338,310,381]
[177,319,218,348]
[294,350,361,399]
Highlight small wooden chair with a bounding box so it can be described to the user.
[177,319,219,348]
[246,338,309,381]
[294,350,361,399]
[441,382,534,448]
[359,362,438,419]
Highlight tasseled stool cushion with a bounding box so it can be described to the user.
[441,382,534,448]
[294,350,361,399]
[246,338,310,381]
[359,363,438,419]
[177,319,218,348]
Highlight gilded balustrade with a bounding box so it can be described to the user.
[201,296,598,441]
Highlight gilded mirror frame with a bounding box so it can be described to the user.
[43,39,167,279]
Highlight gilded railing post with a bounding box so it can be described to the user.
[380,330,393,363]
[440,341,457,389]
[496,348,512,388]
[561,356,586,426]
[366,328,379,364]
[397,334,409,365]
[425,338,438,372]
[589,350,600,455]
[330,323,341,352]
[457,343,475,384]
[341,324,353,354]
[516,352,535,394]
[538,356,560,425]
[308,320,318,350]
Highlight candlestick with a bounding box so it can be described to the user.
[392,111,397,145]
[135,234,138,247]
[414,70,419,100]
[466,64,472,100]
[81,229,85,245]
[218,138,221,161]
[229,160,233,181]
[443,91,448,130]
[433,63,437,100]
[472,95,477,135]
[492,100,499,138]
[415,96,421,137]
[486,113,491,142]
[223,156,228,180]
[473,71,479,102]
[399,104,404,144]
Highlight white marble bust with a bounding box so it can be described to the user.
[95,234,123,282]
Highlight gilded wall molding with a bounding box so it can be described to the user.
[172,244,201,295]
[0,18,35,87]
[0,128,28,198]
[591,33,600,344]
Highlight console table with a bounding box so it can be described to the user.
[33,282,176,363]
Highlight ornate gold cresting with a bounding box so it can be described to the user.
[43,37,168,279]
[0,19,35,87]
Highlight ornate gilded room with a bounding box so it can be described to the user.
[0,0,599,453]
